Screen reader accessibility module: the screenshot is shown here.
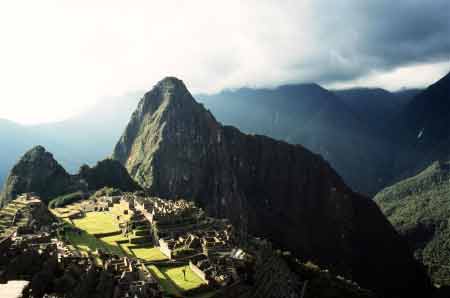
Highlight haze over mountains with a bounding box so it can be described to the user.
[198,84,414,195]
[0,81,423,195]
[0,93,140,186]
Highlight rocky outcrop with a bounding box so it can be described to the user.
[0,146,73,205]
[113,77,431,297]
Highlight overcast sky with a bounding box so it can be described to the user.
[0,0,449,124]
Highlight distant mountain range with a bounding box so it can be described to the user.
[0,93,141,187]
[197,84,418,195]
[334,87,420,134]
[1,75,445,197]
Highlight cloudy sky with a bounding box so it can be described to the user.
[0,0,449,124]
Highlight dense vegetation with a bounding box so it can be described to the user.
[375,161,450,285]
[78,159,141,192]
[0,146,75,206]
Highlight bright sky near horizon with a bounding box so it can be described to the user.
[0,0,449,125]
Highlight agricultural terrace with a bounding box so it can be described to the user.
[53,199,212,297]
[0,198,31,237]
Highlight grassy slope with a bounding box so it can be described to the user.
[71,212,120,235]
[375,161,450,284]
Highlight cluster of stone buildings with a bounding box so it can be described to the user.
[52,192,251,291]
[0,193,42,237]
[104,256,163,298]
[112,194,245,287]
[0,193,165,298]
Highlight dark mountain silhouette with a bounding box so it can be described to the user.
[197,84,393,195]
[333,87,417,133]
[0,146,73,206]
[394,72,450,179]
[113,77,431,297]
[0,146,140,206]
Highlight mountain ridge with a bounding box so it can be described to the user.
[113,76,431,297]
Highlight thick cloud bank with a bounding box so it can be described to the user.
[0,0,448,123]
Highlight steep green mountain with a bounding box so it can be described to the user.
[375,161,450,285]
[197,84,394,195]
[113,77,431,297]
[0,147,140,206]
[0,146,73,205]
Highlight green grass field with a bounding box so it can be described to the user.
[110,201,133,222]
[146,265,207,297]
[68,219,168,262]
[72,212,120,235]
[129,246,167,261]
[147,265,181,297]
[161,265,206,292]
[56,208,208,297]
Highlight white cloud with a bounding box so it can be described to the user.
[0,0,448,124]
[327,61,450,91]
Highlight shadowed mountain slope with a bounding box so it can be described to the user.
[394,72,450,179]
[197,84,394,195]
[113,77,431,297]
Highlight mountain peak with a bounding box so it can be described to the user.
[20,145,57,165]
[27,145,46,155]
[0,146,72,205]
[156,76,185,89]
[113,78,431,297]
[151,76,190,101]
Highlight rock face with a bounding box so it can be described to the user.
[113,77,431,297]
[0,146,72,205]
[375,161,450,285]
